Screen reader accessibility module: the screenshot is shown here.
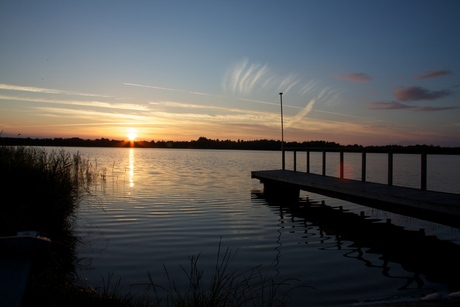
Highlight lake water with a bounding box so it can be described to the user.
[68,147,460,306]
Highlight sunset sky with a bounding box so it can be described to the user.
[1,1,459,146]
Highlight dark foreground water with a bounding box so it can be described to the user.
[70,148,460,306]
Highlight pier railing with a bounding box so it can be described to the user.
[282,148,429,190]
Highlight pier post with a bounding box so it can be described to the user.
[361,150,366,182]
[282,149,285,170]
[421,152,427,191]
[306,150,310,173]
[293,150,297,172]
[340,151,344,179]
[388,151,393,186]
[322,150,326,176]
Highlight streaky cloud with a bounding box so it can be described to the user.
[149,109,279,126]
[125,82,299,109]
[416,106,459,112]
[124,82,189,94]
[286,99,315,128]
[369,101,416,110]
[35,107,148,121]
[393,86,451,101]
[125,82,218,99]
[369,101,457,112]
[414,70,453,80]
[0,83,111,98]
[150,100,275,114]
[285,83,342,128]
[314,108,375,120]
[6,121,137,129]
[336,72,372,82]
[0,95,148,111]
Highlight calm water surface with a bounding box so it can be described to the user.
[69,148,460,306]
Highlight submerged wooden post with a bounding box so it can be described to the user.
[361,150,367,182]
[340,151,344,179]
[293,150,297,172]
[421,152,427,191]
[388,151,393,186]
[322,150,326,176]
[306,150,310,173]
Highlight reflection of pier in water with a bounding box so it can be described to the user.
[252,191,460,292]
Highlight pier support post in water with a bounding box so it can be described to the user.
[388,151,393,186]
[282,149,285,170]
[361,150,366,182]
[262,181,299,203]
[421,152,427,191]
[340,151,344,179]
[322,150,326,176]
[293,150,297,172]
[280,93,285,170]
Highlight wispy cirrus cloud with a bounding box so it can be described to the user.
[222,58,301,95]
[393,86,451,101]
[228,61,271,95]
[414,69,453,80]
[221,58,345,127]
[336,72,372,82]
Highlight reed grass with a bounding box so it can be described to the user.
[146,239,300,307]
[60,240,299,307]
[0,146,89,235]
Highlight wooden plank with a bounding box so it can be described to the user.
[252,170,460,222]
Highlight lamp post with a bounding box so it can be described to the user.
[279,92,285,170]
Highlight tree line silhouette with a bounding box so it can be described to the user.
[0,136,459,154]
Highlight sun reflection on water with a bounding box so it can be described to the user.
[129,148,134,187]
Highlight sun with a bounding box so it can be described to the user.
[127,128,137,142]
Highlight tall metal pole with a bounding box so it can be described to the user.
[279,92,285,170]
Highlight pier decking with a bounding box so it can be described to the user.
[252,170,460,225]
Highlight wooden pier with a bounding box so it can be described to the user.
[251,170,460,225]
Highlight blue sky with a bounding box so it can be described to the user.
[1,0,459,146]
